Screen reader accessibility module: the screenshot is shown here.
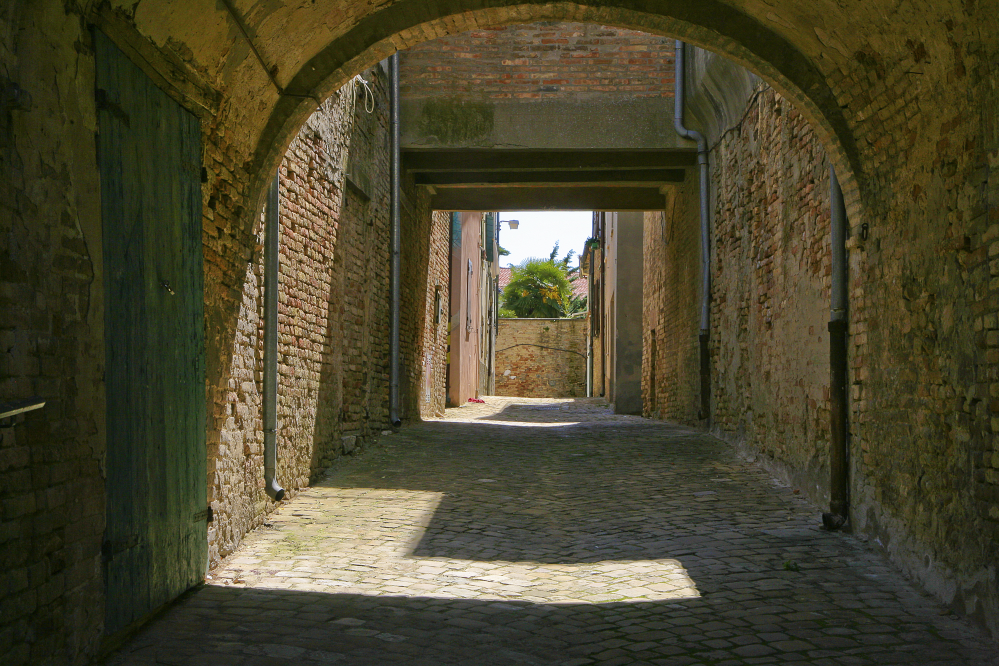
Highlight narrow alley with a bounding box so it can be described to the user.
[103,399,996,666]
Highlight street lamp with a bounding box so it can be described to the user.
[496,218,518,261]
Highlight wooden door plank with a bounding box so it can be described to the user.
[95,29,206,637]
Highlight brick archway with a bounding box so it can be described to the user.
[5,2,999,658]
[237,0,863,231]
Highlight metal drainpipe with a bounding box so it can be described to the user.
[389,53,402,427]
[587,242,594,398]
[264,172,285,501]
[824,166,850,530]
[489,212,499,395]
[597,213,604,397]
[673,40,711,422]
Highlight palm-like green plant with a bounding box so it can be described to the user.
[501,244,587,318]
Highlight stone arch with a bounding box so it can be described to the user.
[236,1,865,234]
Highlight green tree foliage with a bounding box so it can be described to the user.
[501,243,587,318]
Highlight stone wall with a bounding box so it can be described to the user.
[207,83,358,566]
[643,184,701,424]
[495,319,586,398]
[0,5,107,663]
[646,81,833,486]
[208,67,450,566]
[850,59,999,635]
[335,79,391,450]
[401,193,450,421]
[645,46,999,637]
[710,88,833,497]
[411,209,451,419]
[201,90,265,575]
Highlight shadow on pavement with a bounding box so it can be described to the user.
[103,581,994,666]
[104,587,707,666]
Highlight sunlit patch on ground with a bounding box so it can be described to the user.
[215,485,700,603]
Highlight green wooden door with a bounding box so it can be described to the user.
[94,30,207,636]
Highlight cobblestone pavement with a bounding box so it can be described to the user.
[104,398,998,665]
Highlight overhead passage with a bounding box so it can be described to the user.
[405,148,694,211]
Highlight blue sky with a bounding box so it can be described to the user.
[497,211,593,268]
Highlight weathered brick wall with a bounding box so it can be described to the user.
[647,42,999,635]
[401,194,450,421]
[828,25,999,635]
[710,87,832,494]
[401,22,674,100]
[0,15,448,653]
[5,0,999,659]
[643,184,701,425]
[409,207,451,419]
[202,104,265,567]
[495,319,586,397]
[0,6,107,663]
[334,75,390,448]
[208,67,449,565]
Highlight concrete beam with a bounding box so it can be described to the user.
[431,187,665,211]
[401,98,685,150]
[415,168,686,187]
[403,149,698,173]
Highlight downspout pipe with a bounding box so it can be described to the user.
[587,242,594,398]
[824,166,850,530]
[674,40,711,421]
[264,173,285,501]
[598,212,606,397]
[389,53,402,428]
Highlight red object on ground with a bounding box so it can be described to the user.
[468,398,485,403]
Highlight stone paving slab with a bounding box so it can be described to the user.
[102,397,998,665]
